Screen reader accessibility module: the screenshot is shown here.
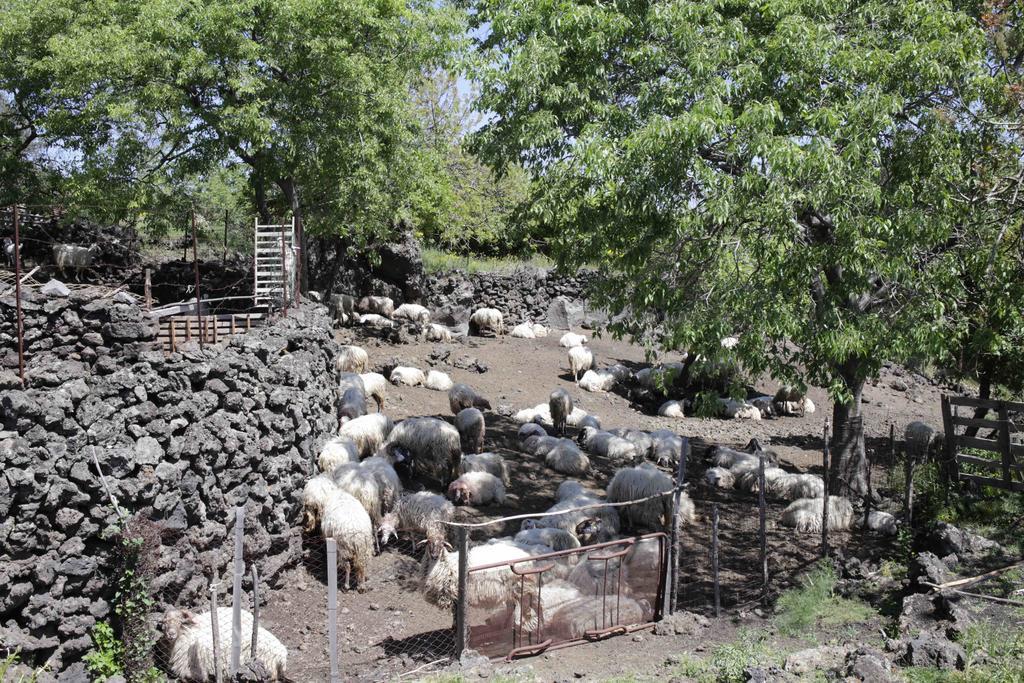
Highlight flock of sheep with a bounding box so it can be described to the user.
[160,299,919,681]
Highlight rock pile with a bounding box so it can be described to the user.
[0,287,339,675]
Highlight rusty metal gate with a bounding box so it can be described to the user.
[465,533,668,660]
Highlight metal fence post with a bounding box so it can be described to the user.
[209,582,222,683]
[231,507,244,674]
[279,219,289,317]
[758,452,767,603]
[822,421,831,559]
[456,526,469,656]
[326,538,340,683]
[711,503,720,618]
[12,205,24,388]
[190,207,204,348]
[144,267,152,311]
[668,437,688,615]
[250,564,260,662]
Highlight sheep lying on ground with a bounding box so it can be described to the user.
[556,480,585,502]
[425,370,454,391]
[577,415,601,430]
[648,429,683,467]
[393,303,430,325]
[579,369,617,393]
[568,346,594,383]
[549,388,574,436]
[658,400,685,418]
[511,323,537,338]
[378,491,454,549]
[318,436,360,473]
[703,466,734,489]
[518,422,547,442]
[608,429,654,460]
[578,426,639,463]
[773,386,816,416]
[357,295,395,317]
[335,345,369,374]
[905,421,944,459]
[531,488,621,543]
[559,332,588,348]
[750,396,776,419]
[774,473,825,500]
[860,509,898,535]
[455,407,486,454]
[469,307,505,336]
[532,324,549,337]
[384,417,462,489]
[606,462,675,530]
[513,403,589,427]
[546,439,590,475]
[708,442,778,469]
[359,313,394,328]
[425,323,453,342]
[339,413,393,458]
[636,363,685,393]
[448,383,491,414]
[460,452,510,486]
[447,471,506,506]
[547,596,649,640]
[358,372,387,412]
[390,366,426,386]
[163,607,287,682]
[514,526,581,551]
[421,539,534,611]
[719,398,762,420]
[521,434,562,458]
[780,496,854,533]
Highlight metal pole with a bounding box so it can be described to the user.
[279,219,289,317]
[668,437,688,615]
[144,268,152,311]
[191,208,204,348]
[294,214,302,307]
[326,538,340,683]
[209,582,222,683]
[758,452,767,603]
[904,453,915,530]
[456,526,469,656]
[12,205,25,388]
[822,421,831,559]
[231,507,244,675]
[711,503,720,618]
[250,564,260,662]
[223,209,229,265]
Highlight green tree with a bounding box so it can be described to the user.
[467,0,987,495]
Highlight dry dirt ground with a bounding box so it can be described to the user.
[259,329,943,682]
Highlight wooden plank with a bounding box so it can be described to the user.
[998,404,1012,484]
[948,396,1024,412]
[950,416,1003,430]
[958,473,1024,492]
[940,394,957,485]
[955,454,1024,472]
[958,435,1002,452]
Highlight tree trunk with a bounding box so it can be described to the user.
[964,369,991,438]
[276,177,306,298]
[830,374,869,497]
[253,174,272,225]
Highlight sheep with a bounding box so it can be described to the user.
[424,323,453,342]
[719,398,762,420]
[384,417,462,489]
[750,396,776,419]
[337,371,366,396]
[358,313,395,328]
[517,579,584,633]
[321,489,375,588]
[301,474,340,531]
[546,439,590,475]
[469,307,505,336]
[708,442,779,469]
[162,607,287,682]
[861,509,899,535]
[549,388,574,436]
[52,243,100,281]
[447,471,505,506]
[358,372,387,411]
[338,413,394,458]
[703,466,734,489]
[335,345,369,374]
[421,539,534,611]
[318,436,360,473]
[559,332,588,348]
[649,429,683,467]
[774,473,825,500]
[607,429,654,460]
[331,462,384,526]
[531,490,621,543]
[773,385,809,416]
[579,369,618,393]
[532,324,549,337]
[577,415,602,430]
[329,294,356,326]
[337,386,367,423]
[606,462,674,531]
[548,596,649,640]
[393,303,431,325]
[2,237,14,269]
[905,421,944,460]
[578,426,639,463]
[390,366,425,386]
[455,407,486,454]
[637,363,685,393]
[359,452,403,515]
[448,383,491,414]
[357,295,394,317]
[518,422,547,442]
[556,480,586,502]
[425,369,454,391]
[735,467,791,495]
[658,400,685,418]
[460,452,510,486]
[511,323,537,339]
[780,496,854,533]
[378,491,454,548]
[567,346,594,383]
[514,527,581,552]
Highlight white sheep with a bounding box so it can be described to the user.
[455,407,486,454]
[378,491,454,549]
[547,596,649,641]
[357,295,395,317]
[546,439,590,476]
[339,413,394,458]
[702,466,734,489]
[577,415,602,430]
[559,332,588,348]
[469,307,505,336]
[301,474,340,531]
[750,396,776,419]
[331,462,384,526]
[549,388,574,436]
[318,436,360,473]
[578,426,639,463]
[658,400,686,418]
[861,509,899,535]
[719,398,762,420]
[556,480,586,502]
[637,363,685,393]
[773,385,815,416]
[359,453,403,515]
[52,243,100,281]
[567,346,594,383]
[358,372,387,412]
[774,473,825,500]
[421,539,533,611]
[337,371,367,396]
[531,490,621,543]
[335,345,369,374]
[393,302,431,325]
[513,403,590,427]
[425,369,454,391]
[780,496,854,533]
[735,467,791,495]
[905,421,944,460]
[424,323,453,343]
[460,452,510,486]
[321,488,375,589]
[521,434,562,458]
[709,444,777,470]
[384,417,462,489]
[511,323,537,339]
[518,422,548,442]
[649,429,683,467]
[337,386,367,424]
[514,527,581,551]
[606,462,674,531]
[608,429,654,461]
[390,366,426,386]
[579,369,618,393]
[447,471,506,506]
[448,383,492,413]
[532,323,549,337]
[162,607,287,682]
[358,313,394,328]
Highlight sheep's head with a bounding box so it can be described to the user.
[745,438,764,453]
[575,517,603,546]
[576,426,598,447]
[162,608,198,644]
[520,518,538,531]
[378,513,398,547]
[447,480,471,506]
[418,535,452,560]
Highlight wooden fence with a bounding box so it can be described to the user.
[158,312,265,353]
[941,395,1024,493]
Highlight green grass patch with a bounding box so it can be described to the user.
[668,629,782,683]
[0,650,48,682]
[903,621,1024,683]
[773,562,876,638]
[422,248,556,274]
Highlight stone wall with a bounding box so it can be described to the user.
[423,268,598,327]
[0,286,339,677]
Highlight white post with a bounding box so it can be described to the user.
[209,582,222,683]
[326,538,340,683]
[231,507,244,674]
